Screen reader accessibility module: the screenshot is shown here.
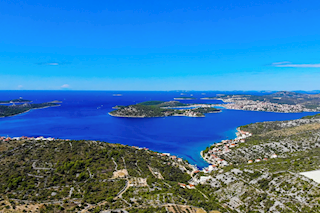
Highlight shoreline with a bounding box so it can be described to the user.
[200,127,252,171]
[0,105,60,119]
[2,106,319,171]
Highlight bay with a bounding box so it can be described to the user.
[0,90,318,168]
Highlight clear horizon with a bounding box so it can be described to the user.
[1,0,320,90]
[1,89,320,93]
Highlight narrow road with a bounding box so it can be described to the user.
[122,157,127,170]
[114,180,129,200]
[195,189,209,200]
[135,161,143,175]
[112,158,118,171]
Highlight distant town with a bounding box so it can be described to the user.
[216,98,312,113]
[214,91,320,113]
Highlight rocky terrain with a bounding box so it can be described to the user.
[199,113,320,212]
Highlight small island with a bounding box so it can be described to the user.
[112,94,123,97]
[0,99,61,117]
[48,100,63,103]
[200,97,217,100]
[109,101,220,118]
[174,97,197,100]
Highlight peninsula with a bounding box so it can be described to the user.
[173,97,197,100]
[0,100,61,117]
[109,100,220,118]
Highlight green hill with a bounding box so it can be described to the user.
[0,138,223,212]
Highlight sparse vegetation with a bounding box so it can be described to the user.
[198,114,320,212]
[0,138,223,212]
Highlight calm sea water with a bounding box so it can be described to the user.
[0,90,318,168]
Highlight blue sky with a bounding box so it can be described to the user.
[1,0,320,90]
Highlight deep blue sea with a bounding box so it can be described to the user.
[0,91,319,168]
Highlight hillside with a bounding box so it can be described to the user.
[200,114,320,212]
[0,138,223,213]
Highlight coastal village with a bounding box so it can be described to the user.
[176,116,320,212]
[200,128,280,173]
[201,129,253,172]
